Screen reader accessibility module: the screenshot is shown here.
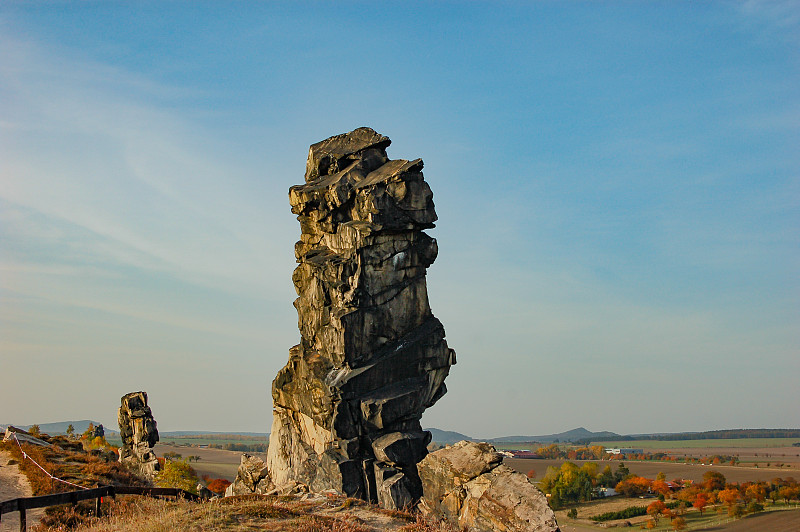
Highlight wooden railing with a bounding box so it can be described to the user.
[0,485,199,531]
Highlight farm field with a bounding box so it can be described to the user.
[505,458,797,485]
[556,505,800,532]
[154,443,254,481]
[697,509,800,531]
[590,438,799,449]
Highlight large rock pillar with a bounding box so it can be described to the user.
[267,127,456,509]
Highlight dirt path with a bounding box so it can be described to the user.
[0,449,42,531]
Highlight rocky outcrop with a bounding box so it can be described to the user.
[418,441,559,532]
[225,453,276,496]
[117,391,160,479]
[267,127,456,509]
[3,426,51,447]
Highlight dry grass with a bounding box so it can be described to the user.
[31,494,458,532]
[1,438,145,496]
[3,439,455,531]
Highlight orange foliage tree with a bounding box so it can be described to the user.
[616,476,652,497]
[718,488,741,508]
[646,500,666,524]
[693,493,709,514]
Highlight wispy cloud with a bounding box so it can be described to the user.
[0,32,296,306]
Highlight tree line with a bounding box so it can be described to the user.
[578,428,800,444]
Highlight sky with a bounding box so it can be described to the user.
[1,1,798,438]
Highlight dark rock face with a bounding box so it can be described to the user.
[417,441,559,531]
[118,391,160,478]
[267,127,456,509]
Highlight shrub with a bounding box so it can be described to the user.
[206,478,232,494]
[567,508,578,519]
[746,501,764,514]
[155,459,199,494]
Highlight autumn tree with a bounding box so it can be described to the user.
[206,478,231,494]
[703,470,726,491]
[66,424,75,438]
[647,500,666,524]
[693,493,709,514]
[616,476,652,497]
[728,504,744,518]
[28,424,41,437]
[672,516,687,531]
[745,483,766,503]
[779,486,800,503]
[718,488,741,508]
[652,479,671,498]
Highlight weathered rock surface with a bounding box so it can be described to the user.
[3,426,51,447]
[267,127,456,510]
[117,391,160,479]
[225,453,276,496]
[418,441,559,532]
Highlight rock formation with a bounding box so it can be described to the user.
[267,127,456,509]
[225,453,276,496]
[118,391,160,478]
[417,441,559,531]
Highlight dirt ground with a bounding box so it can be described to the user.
[0,449,43,531]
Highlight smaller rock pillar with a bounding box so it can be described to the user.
[118,391,160,478]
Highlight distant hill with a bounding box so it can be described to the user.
[489,427,621,444]
[576,428,800,444]
[1,420,117,436]
[426,428,472,444]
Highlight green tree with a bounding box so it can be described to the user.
[613,463,630,484]
[597,465,614,487]
[66,424,75,438]
[155,459,199,494]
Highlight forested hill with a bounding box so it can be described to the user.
[578,428,800,444]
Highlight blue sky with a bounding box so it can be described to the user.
[1,1,797,436]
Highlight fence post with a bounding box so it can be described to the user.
[19,498,26,532]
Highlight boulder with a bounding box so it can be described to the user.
[226,453,275,496]
[418,441,559,532]
[267,127,456,509]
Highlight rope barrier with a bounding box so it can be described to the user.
[12,433,89,491]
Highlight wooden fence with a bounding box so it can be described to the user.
[0,485,199,531]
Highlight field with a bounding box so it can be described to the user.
[106,434,268,448]
[556,504,800,532]
[506,457,797,485]
[590,438,799,449]
[155,443,254,482]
